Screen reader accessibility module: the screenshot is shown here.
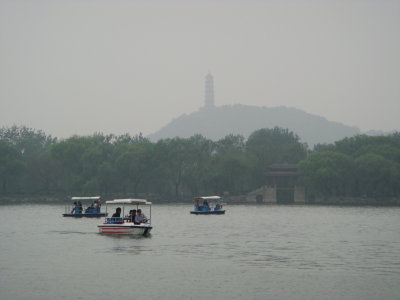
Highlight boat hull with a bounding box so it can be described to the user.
[98,223,152,235]
[63,213,107,218]
[190,210,225,215]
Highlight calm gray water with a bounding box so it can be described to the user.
[0,204,399,300]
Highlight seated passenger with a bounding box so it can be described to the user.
[95,200,101,212]
[134,209,148,224]
[85,202,95,213]
[202,200,210,211]
[130,209,137,223]
[112,207,121,218]
[124,210,132,220]
[125,209,137,222]
[71,202,79,214]
[77,201,83,213]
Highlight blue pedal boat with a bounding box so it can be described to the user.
[190,196,225,215]
[63,196,108,218]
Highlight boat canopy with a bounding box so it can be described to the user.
[105,198,152,205]
[195,196,221,200]
[71,196,101,200]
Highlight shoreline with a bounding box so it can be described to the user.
[1,195,399,206]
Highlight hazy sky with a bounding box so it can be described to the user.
[1,0,399,138]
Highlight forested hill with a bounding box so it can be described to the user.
[148,105,360,147]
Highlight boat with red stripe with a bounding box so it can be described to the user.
[98,199,152,236]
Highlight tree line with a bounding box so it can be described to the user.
[300,133,400,198]
[0,125,399,202]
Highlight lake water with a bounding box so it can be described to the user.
[0,204,399,300]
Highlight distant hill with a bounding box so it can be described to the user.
[147,105,361,147]
[364,129,397,136]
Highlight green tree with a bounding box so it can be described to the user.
[207,153,250,195]
[299,151,355,196]
[0,126,57,194]
[23,154,61,194]
[0,141,24,193]
[246,127,307,189]
[115,141,154,197]
[335,134,400,160]
[355,153,400,197]
[153,137,210,200]
[50,135,113,193]
[0,125,56,157]
[181,135,214,197]
[215,134,245,155]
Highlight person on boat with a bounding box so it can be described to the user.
[202,199,210,211]
[85,202,95,213]
[112,207,121,218]
[92,200,99,213]
[124,210,132,221]
[94,200,101,213]
[194,198,200,211]
[71,202,79,214]
[130,209,137,223]
[124,209,136,222]
[77,201,83,213]
[135,209,148,224]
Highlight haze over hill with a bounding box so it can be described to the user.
[147,104,361,147]
[1,2,399,139]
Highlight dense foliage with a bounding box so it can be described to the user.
[300,134,400,198]
[0,126,307,201]
[1,126,399,201]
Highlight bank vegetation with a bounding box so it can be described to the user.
[0,126,399,203]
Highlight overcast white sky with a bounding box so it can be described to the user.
[1,0,399,138]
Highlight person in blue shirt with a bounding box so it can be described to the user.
[71,202,77,214]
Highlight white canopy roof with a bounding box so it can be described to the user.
[105,198,151,205]
[71,196,101,200]
[195,196,221,200]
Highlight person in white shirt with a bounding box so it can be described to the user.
[134,209,148,224]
